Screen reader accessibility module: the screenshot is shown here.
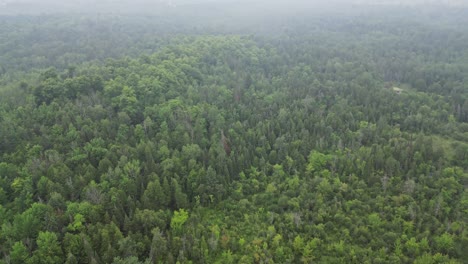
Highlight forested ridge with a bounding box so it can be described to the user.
[0,7,467,264]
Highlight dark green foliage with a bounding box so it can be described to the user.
[1,7,467,264]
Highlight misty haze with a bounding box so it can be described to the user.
[0,0,467,263]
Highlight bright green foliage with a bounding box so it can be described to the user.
[170,209,189,234]
[301,238,320,263]
[67,214,85,232]
[31,232,63,264]
[10,242,30,264]
[306,151,330,175]
[434,233,455,254]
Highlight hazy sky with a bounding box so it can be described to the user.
[0,0,466,15]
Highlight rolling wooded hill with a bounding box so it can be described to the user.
[0,5,467,264]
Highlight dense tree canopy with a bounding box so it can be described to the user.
[0,6,467,264]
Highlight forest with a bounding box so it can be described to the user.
[0,3,467,264]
